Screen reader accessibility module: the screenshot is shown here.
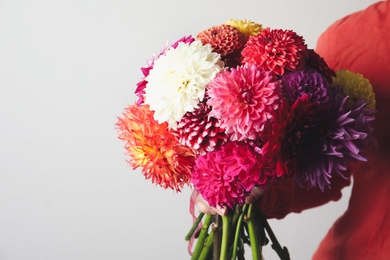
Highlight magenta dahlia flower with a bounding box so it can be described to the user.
[281,69,330,104]
[191,141,262,208]
[241,28,307,76]
[207,64,282,141]
[134,36,195,105]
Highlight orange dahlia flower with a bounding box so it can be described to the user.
[116,104,195,191]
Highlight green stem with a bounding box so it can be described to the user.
[231,204,249,260]
[191,214,213,260]
[198,230,214,260]
[185,212,205,241]
[213,215,222,260]
[262,215,290,260]
[247,203,262,260]
[220,214,231,260]
[231,204,242,228]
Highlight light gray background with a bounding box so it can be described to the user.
[0,0,379,259]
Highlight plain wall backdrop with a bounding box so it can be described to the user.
[0,0,379,259]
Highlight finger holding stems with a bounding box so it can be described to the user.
[194,186,265,215]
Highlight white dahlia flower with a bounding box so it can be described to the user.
[144,40,223,129]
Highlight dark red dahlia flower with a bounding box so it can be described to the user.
[262,95,330,179]
[177,99,228,155]
[304,49,336,83]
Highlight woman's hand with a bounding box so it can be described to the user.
[194,187,265,216]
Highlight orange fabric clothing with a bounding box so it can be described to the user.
[259,1,390,259]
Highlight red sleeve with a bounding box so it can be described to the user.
[258,1,390,220]
[316,0,390,153]
[258,170,351,219]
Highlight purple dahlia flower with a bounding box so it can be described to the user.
[282,69,330,105]
[298,93,375,191]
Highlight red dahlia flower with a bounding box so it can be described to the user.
[242,28,307,76]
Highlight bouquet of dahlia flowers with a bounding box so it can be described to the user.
[116,19,376,259]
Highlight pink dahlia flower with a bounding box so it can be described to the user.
[191,141,262,208]
[241,28,307,76]
[207,64,282,141]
